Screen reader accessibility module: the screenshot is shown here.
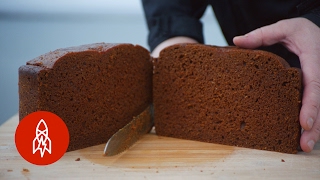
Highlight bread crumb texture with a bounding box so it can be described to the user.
[153,44,301,154]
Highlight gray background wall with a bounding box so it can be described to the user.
[0,0,227,125]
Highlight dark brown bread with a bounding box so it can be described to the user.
[19,43,152,151]
[153,44,302,154]
[19,42,302,153]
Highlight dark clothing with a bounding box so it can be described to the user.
[142,0,320,68]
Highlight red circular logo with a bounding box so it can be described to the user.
[15,111,69,165]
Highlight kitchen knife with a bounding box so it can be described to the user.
[104,105,154,156]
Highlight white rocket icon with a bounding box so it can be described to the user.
[33,119,52,158]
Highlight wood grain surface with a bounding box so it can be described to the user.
[0,114,319,179]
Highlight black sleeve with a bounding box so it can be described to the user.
[142,0,209,52]
[298,0,320,27]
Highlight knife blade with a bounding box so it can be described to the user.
[104,105,154,156]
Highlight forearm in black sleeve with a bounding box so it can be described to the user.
[142,0,209,52]
[298,0,320,27]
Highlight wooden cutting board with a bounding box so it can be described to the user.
[0,114,319,179]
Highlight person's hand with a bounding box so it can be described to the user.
[233,17,320,152]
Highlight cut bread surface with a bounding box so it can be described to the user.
[153,44,301,154]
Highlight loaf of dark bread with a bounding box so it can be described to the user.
[19,42,302,153]
[19,43,152,151]
[153,44,302,154]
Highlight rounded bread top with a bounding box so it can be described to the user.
[158,43,292,69]
[26,43,129,69]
